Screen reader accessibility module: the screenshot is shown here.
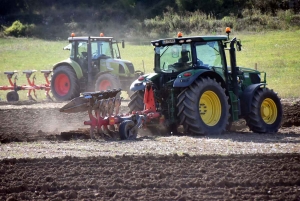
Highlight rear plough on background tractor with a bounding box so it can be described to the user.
[0,70,52,101]
[60,27,283,139]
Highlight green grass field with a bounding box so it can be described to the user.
[0,31,299,101]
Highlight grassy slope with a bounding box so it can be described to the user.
[236,30,300,98]
[0,31,299,100]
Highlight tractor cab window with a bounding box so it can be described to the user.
[91,41,113,59]
[77,42,88,60]
[69,41,87,60]
[70,41,88,68]
[195,41,222,68]
[155,44,192,73]
[112,42,120,59]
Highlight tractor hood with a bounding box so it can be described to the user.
[130,73,159,91]
[99,58,135,76]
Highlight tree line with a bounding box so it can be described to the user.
[1,0,299,23]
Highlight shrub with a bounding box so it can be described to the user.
[3,20,35,37]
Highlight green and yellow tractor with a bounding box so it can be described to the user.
[51,33,142,101]
[128,28,282,134]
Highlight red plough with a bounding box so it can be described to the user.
[60,84,164,140]
[0,70,52,101]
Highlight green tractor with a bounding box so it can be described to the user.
[128,28,282,135]
[51,33,141,101]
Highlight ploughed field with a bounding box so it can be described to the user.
[0,99,300,200]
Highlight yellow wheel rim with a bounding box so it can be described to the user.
[199,91,221,126]
[261,98,277,124]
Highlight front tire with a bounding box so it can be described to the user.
[51,66,80,101]
[177,77,230,135]
[246,88,282,133]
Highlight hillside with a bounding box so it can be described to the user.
[1,0,300,40]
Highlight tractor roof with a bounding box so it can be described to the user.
[67,36,114,42]
[151,35,228,46]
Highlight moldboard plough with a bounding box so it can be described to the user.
[0,70,52,101]
[59,84,160,140]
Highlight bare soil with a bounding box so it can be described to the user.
[0,98,300,200]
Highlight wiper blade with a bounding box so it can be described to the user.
[160,46,170,57]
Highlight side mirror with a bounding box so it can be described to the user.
[122,40,125,48]
[236,41,242,51]
[63,44,71,50]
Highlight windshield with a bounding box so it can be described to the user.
[155,44,192,73]
[195,41,222,67]
[91,41,113,59]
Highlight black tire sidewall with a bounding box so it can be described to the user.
[6,91,19,102]
[178,77,229,135]
[119,120,135,140]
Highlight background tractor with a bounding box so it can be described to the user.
[51,33,142,101]
[128,28,283,135]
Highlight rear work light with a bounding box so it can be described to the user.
[183,72,192,77]
[138,76,145,81]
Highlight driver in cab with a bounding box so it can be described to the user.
[178,49,192,69]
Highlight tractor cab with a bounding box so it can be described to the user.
[152,33,226,75]
[150,33,229,92]
[51,33,138,101]
[64,35,122,74]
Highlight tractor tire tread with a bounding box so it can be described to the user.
[177,77,230,135]
[128,90,144,112]
[246,88,282,133]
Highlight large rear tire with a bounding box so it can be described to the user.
[51,66,80,101]
[177,77,230,135]
[128,90,144,112]
[246,88,282,133]
[94,73,121,92]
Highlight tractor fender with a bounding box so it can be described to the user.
[173,69,224,88]
[240,83,266,115]
[53,58,83,79]
[130,79,146,91]
[130,73,158,91]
